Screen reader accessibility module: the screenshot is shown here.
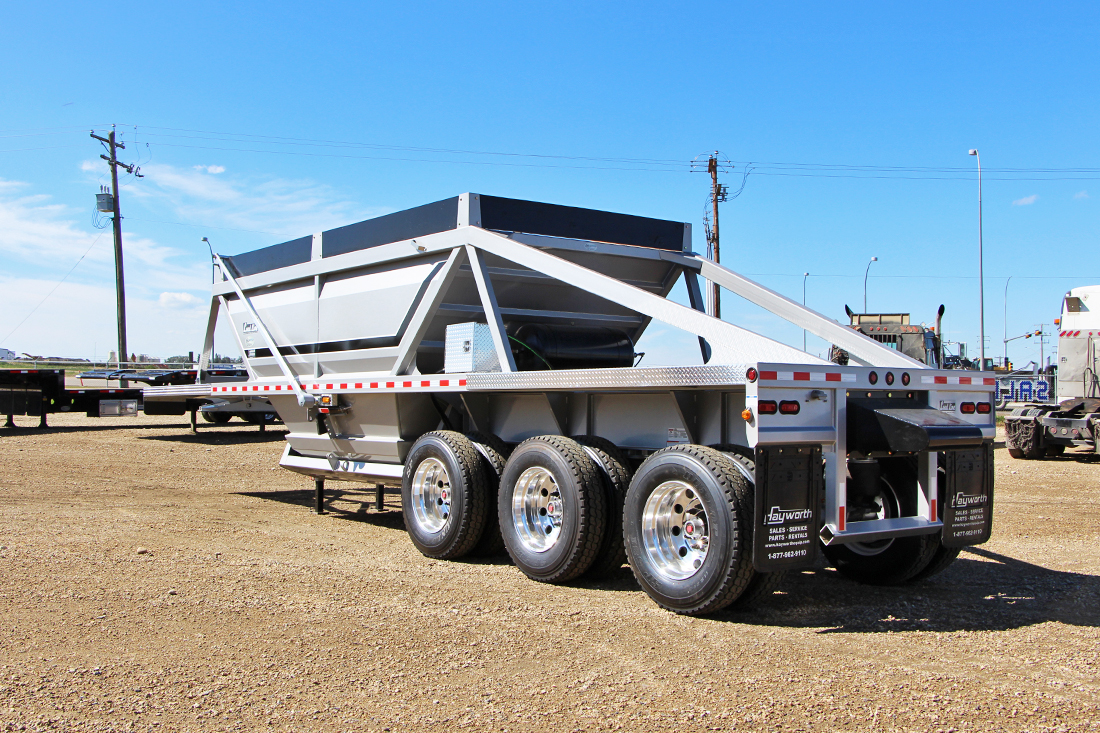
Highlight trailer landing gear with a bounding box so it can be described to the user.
[314,477,326,515]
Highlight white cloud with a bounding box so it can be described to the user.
[158,291,202,309]
[193,164,226,174]
[1074,190,1089,199]
[1012,194,1039,206]
[0,178,112,265]
[133,163,374,241]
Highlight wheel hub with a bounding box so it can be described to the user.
[511,466,562,552]
[411,457,451,533]
[641,480,710,580]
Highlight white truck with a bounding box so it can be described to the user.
[147,194,997,615]
[1005,285,1100,457]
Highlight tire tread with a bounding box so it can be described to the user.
[402,430,489,560]
[501,435,607,584]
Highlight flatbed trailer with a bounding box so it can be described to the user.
[1,366,272,431]
[152,193,997,615]
[1,368,143,427]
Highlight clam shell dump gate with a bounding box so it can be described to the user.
[147,193,998,615]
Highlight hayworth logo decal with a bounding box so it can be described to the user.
[952,491,988,508]
[242,322,258,333]
[939,400,956,411]
[765,506,814,524]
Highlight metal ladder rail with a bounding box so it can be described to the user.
[212,254,313,407]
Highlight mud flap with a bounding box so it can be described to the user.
[752,445,822,572]
[941,442,995,547]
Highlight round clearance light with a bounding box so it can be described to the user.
[868,370,878,385]
[901,372,911,386]
[885,372,895,386]
[746,367,758,382]
[741,407,754,422]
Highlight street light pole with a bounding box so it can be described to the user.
[863,256,878,313]
[802,272,810,351]
[970,149,985,371]
[1003,275,1012,369]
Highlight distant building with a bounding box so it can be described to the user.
[0,348,14,360]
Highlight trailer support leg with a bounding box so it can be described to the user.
[375,483,384,512]
[259,418,265,434]
[314,477,326,515]
[190,409,198,434]
[4,411,14,429]
[38,410,47,429]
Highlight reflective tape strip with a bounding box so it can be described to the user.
[920,375,994,386]
[759,370,854,383]
[220,378,473,393]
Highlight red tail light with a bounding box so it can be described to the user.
[901,372,911,386]
[960,402,976,414]
[885,371,895,386]
[868,371,878,385]
[976,402,992,414]
[746,367,758,382]
[779,400,801,415]
[758,400,778,415]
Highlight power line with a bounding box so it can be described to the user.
[6,121,1100,180]
[2,234,104,344]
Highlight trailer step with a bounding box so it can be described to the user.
[820,516,942,546]
[279,445,404,483]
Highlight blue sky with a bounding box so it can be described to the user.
[1,2,1096,367]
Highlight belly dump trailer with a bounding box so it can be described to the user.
[150,194,997,615]
[1005,285,1100,458]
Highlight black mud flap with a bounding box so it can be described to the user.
[752,445,822,572]
[941,442,995,547]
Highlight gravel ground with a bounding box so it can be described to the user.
[1,414,1098,732]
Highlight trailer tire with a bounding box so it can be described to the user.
[822,460,939,585]
[575,436,631,577]
[624,445,755,616]
[709,445,787,608]
[499,436,607,584]
[402,431,490,560]
[201,411,231,424]
[907,458,960,583]
[465,431,510,557]
[908,541,961,582]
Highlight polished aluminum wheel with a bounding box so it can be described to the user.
[641,480,710,580]
[511,466,562,552]
[410,457,451,533]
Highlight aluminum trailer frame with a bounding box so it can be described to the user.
[152,193,997,614]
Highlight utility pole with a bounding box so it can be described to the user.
[708,154,726,316]
[90,126,142,367]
